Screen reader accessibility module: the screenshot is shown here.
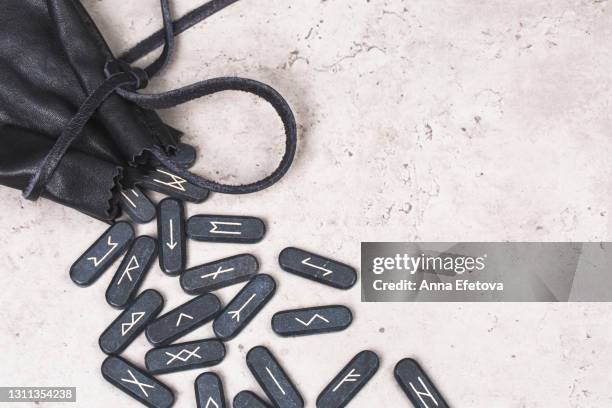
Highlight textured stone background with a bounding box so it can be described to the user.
[1,0,611,406]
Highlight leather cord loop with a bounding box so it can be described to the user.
[142,76,297,194]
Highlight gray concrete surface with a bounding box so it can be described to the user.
[1,0,611,406]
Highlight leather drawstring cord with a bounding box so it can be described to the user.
[24,0,297,200]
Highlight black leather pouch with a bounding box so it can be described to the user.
[0,0,296,221]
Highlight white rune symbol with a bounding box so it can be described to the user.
[175,312,194,327]
[166,219,178,250]
[201,266,235,280]
[228,294,256,322]
[295,314,330,327]
[209,221,242,235]
[121,369,155,397]
[153,169,187,191]
[301,257,333,276]
[87,236,118,267]
[165,346,202,365]
[117,255,139,285]
[121,312,145,336]
[332,369,360,392]
[204,397,220,408]
[266,367,286,395]
[120,189,138,208]
[409,376,439,408]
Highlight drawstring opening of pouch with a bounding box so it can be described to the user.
[23,0,296,200]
